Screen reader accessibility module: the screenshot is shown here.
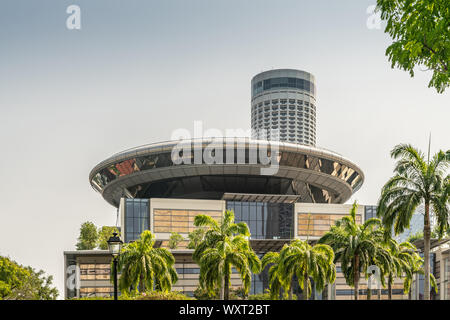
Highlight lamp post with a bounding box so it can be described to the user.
[107,232,123,300]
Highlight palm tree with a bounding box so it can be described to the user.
[319,202,384,300]
[401,248,438,300]
[278,239,336,300]
[116,230,178,294]
[366,242,392,300]
[192,210,261,300]
[385,240,418,300]
[261,251,290,300]
[377,144,449,300]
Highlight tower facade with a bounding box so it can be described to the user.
[251,69,317,146]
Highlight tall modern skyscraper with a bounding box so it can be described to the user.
[251,69,317,146]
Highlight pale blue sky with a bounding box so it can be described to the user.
[0,0,448,298]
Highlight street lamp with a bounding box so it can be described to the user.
[107,232,123,300]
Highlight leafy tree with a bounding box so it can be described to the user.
[117,230,178,294]
[377,144,449,300]
[168,232,184,250]
[192,210,261,300]
[279,240,336,300]
[187,228,206,249]
[376,0,450,93]
[76,221,98,250]
[0,256,30,299]
[98,226,120,250]
[319,202,385,300]
[0,256,58,300]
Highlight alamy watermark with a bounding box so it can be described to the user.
[367,265,381,290]
[366,4,381,30]
[66,265,80,291]
[170,121,281,176]
[66,5,81,30]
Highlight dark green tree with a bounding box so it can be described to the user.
[376,0,450,93]
[0,256,58,300]
[98,226,119,250]
[76,221,98,250]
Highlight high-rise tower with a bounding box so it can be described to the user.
[251,69,317,146]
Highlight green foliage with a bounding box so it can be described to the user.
[194,287,219,300]
[230,287,248,299]
[187,228,206,249]
[193,287,243,300]
[70,291,192,300]
[168,232,184,249]
[192,210,262,300]
[278,240,336,300]
[407,231,424,243]
[261,251,286,299]
[116,230,178,294]
[135,291,193,300]
[97,226,119,250]
[319,202,386,300]
[248,289,297,300]
[377,144,449,299]
[407,227,449,243]
[0,256,58,300]
[76,221,99,250]
[376,0,450,93]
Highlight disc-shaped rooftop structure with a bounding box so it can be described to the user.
[89,138,364,207]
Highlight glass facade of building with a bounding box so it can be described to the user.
[412,253,437,300]
[124,198,150,243]
[444,257,450,300]
[226,201,294,240]
[252,77,316,96]
[92,149,362,192]
[90,144,363,207]
[364,205,377,221]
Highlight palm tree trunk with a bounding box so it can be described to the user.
[219,277,224,300]
[224,271,230,300]
[304,273,309,300]
[367,287,371,300]
[377,288,381,300]
[354,255,360,300]
[388,275,392,300]
[288,285,293,300]
[424,201,431,300]
[139,274,145,293]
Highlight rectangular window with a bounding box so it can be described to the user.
[124,199,150,242]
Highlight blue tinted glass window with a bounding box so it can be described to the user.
[124,198,150,242]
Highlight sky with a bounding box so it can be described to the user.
[0,0,448,299]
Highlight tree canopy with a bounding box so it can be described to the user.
[0,256,58,300]
[98,226,120,250]
[76,221,98,250]
[376,0,450,93]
